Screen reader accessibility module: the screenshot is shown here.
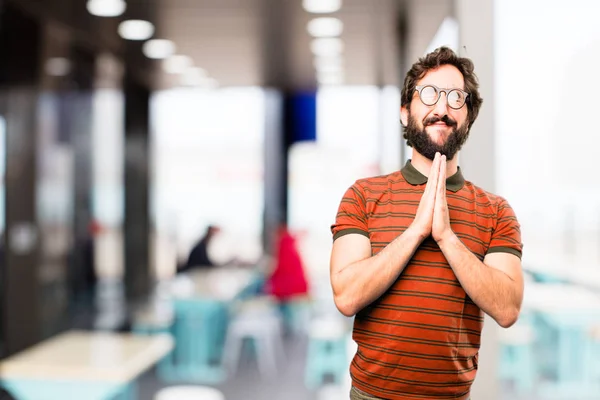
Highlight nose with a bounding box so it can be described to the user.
[432,91,450,117]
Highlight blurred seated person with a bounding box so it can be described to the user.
[178,225,221,273]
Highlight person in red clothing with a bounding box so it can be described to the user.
[264,225,309,301]
[263,225,310,334]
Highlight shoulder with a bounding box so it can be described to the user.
[463,180,515,213]
[353,170,405,190]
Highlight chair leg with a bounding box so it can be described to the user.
[273,322,286,363]
[256,336,277,379]
[222,330,243,376]
[304,341,322,389]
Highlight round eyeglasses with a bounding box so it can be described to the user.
[414,84,469,110]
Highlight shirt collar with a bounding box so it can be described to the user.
[400,159,465,192]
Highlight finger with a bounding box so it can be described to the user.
[422,154,436,199]
[436,155,447,200]
[425,152,439,188]
[426,152,440,196]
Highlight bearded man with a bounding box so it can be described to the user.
[330,46,523,400]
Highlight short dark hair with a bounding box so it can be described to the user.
[401,46,483,130]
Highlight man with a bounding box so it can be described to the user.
[330,46,523,400]
[179,225,221,272]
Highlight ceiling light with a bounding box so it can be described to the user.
[310,38,344,56]
[118,20,155,41]
[180,67,209,86]
[45,58,71,77]
[317,69,345,85]
[182,77,219,89]
[163,55,193,74]
[317,70,344,82]
[86,0,126,17]
[307,17,343,37]
[143,39,176,59]
[313,56,344,70]
[179,70,218,89]
[203,78,219,89]
[303,0,342,13]
[316,64,343,74]
[318,74,344,86]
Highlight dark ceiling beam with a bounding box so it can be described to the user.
[6,0,122,55]
[258,0,295,91]
[6,0,157,88]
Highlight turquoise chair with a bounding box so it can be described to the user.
[156,298,228,384]
[531,272,566,284]
[132,322,172,336]
[305,335,348,388]
[304,318,350,389]
[498,313,537,393]
[499,339,536,392]
[233,272,266,301]
[541,311,600,392]
[279,297,312,336]
[588,329,600,385]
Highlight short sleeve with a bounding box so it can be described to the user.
[486,197,523,259]
[330,182,370,242]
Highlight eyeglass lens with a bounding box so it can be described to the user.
[419,85,466,109]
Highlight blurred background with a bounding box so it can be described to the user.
[0,0,599,399]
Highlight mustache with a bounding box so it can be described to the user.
[424,115,457,128]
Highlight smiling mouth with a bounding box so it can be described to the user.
[428,123,450,128]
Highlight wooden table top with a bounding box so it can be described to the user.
[0,331,173,383]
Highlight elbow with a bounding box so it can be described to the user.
[496,307,520,328]
[333,294,358,317]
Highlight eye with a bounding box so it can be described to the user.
[419,86,438,105]
[447,90,465,107]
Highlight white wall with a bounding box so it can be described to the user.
[494,0,600,262]
[455,1,499,397]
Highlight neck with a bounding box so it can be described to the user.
[411,150,459,178]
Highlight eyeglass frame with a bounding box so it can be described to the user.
[414,84,470,110]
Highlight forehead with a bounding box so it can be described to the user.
[417,64,465,89]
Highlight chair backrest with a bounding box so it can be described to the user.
[173,298,223,318]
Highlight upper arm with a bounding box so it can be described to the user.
[483,252,524,305]
[330,182,372,277]
[486,196,523,259]
[483,196,524,303]
[330,234,372,276]
[483,252,523,284]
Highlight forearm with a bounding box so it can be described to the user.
[437,233,522,327]
[331,227,424,316]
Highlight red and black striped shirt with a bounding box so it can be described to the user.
[331,160,523,400]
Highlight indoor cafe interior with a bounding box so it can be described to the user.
[0,0,599,399]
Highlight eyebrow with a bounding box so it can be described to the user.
[420,84,464,90]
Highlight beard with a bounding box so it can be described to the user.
[404,113,470,161]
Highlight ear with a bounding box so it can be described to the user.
[400,105,409,127]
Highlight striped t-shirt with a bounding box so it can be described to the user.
[331,160,523,400]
